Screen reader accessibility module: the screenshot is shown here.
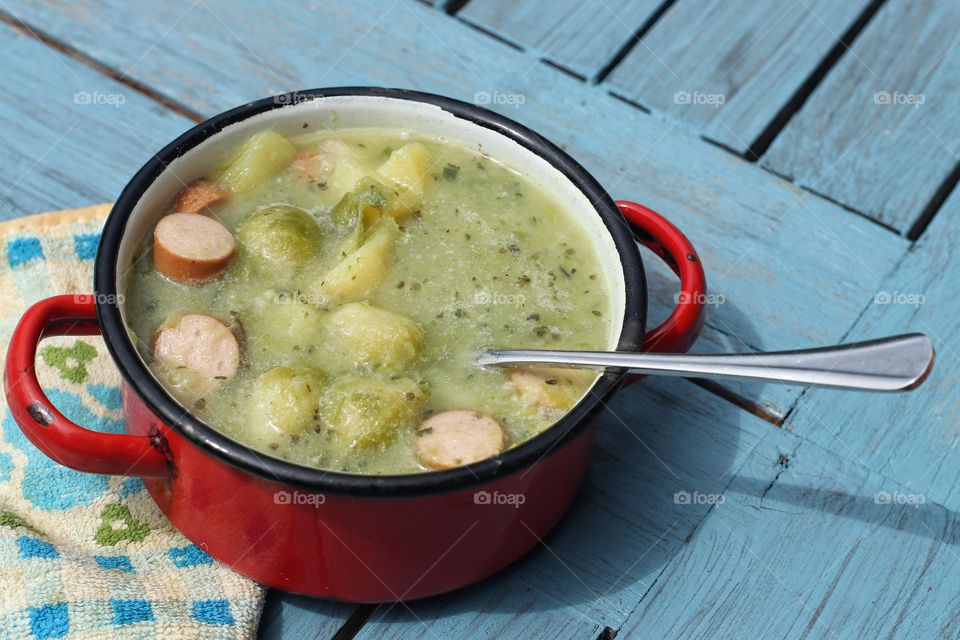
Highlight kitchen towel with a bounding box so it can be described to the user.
[0,204,264,639]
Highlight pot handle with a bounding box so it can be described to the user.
[617,201,707,358]
[3,295,168,477]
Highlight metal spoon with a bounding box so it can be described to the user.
[476,333,935,392]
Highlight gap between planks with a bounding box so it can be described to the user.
[744,0,888,160]
[0,10,204,122]
[593,0,679,85]
[443,0,472,17]
[907,158,960,241]
[331,604,378,640]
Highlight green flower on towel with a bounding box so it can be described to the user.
[0,511,40,534]
[95,504,150,546]
[40,340,98,384]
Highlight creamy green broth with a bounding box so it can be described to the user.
[125,128,611,474]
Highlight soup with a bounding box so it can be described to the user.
[124,127,611,474]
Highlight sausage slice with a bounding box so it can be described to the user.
[415,410,505,470]
[153,314,240,393]
[508,367,593,410]
[153,213,236,283]
[173,180,228,214]
[290,151,331,182]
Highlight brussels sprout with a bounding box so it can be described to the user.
[330,175,421,249]
[311,217,398,303]
[326,302,423,373]
[246,366,327,438]
[319,376,426,449]
[330,176,390,230]
[238,205,322,276]
[219,131,297,193]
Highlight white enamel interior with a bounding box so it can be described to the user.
[116,94,627,354]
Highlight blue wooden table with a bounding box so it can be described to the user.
[2,0,958,637]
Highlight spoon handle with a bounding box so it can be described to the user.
[477,333,935,392]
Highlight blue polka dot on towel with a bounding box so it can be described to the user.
[29,603,68,639]
[73,233,99,260]
[193,599,234,625]
[18,536,58,560]
[117,477,145,499]
[110,599,153,625]
[7,237,44,268]
[86,383,122,411]
[94,555,133,573]
[169,543,213,568]
[0,451,12,482]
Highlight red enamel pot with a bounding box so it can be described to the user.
[4,88,706,602]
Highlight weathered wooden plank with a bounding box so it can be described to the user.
[1,0,910,419]
[617,433,960,639]
[352,377,777,639]
[783,187,960,512]
[5,2,944,639]
[0,0,524,116]
[0,21,190,220]
[258,592,356,640]
[460,0,664,79]
[606,0,871,154]
[764,0,960,233]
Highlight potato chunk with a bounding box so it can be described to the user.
[218,131,296,193]
[319,376,426,449]
[311,217,398,303]
[316,139,372,202]
[377,142,430,195]
[242,294,328,365]
[246,367,327,438]
[376,142,430,220]
[326,302,423,373]
[238,205,321,277]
